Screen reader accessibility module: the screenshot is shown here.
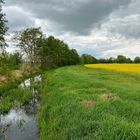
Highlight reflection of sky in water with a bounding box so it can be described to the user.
[20,75,42,88]
[0,109,38,140]
[1,109,30,125]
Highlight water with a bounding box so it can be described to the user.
[0,75,42,140]
[20,75,42,88]
[0,109,38,140]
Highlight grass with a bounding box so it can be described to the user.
[0,62,40,84]
[0,72,42,114]
[0,88,33,113]
[85,64,140,74]
[39,65,140,140]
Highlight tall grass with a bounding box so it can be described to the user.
[0,72,43,113]
[0,88,33,114]
[39,66,140,140]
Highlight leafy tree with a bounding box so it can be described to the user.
[13,27,43,66]
[68,49,79,65]
[107,57,116,63]
[116,55,132,63]
[116,55,126,63]
[134,57,140,63]
[98,58,108,63]
[11,52,22,66]
[80,54,97,64]
[37,36,79,70]
[0,0,8,53]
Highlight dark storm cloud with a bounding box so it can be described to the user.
[4,0,131,34]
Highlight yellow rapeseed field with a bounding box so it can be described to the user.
[85,64,140,74]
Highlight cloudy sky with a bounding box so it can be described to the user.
[3,0,140,58]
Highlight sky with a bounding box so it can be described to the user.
[2,0,140,59]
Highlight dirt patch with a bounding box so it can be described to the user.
[81,100,96,108]
[100,93,119,101]
[12,70,22,79]
[0,75,6,83]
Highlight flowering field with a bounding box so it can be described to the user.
[85,64,140,74]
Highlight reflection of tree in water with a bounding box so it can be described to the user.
[16,119,26,133]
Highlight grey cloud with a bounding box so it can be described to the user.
[4,0,140,59]
[3,6,34,32]
[111,21,140,39]
[4,0,131,34]
[103,0,140,39]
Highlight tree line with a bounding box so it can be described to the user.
[81,54,140,64]
[13,28,80,70]
[1,0,140,74]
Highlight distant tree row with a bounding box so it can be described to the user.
[80,54,140,64]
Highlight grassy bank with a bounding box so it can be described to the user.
[39,65,140,140]
[0,71,42,114]
[0,79,33,114]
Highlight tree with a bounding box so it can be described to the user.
[116,55,132,63]
[134,57,140,63]
[107,57,116,63]
[11,52,22,66]
[0,0,8,53]
[98,58,107,63]
[37,36,79,70]
[68,49,79,65]
[80,54,97,64]
[14,27,43,66]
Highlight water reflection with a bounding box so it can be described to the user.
[0,109,38,140]
[0,75,42,140]
[20,75,42,88]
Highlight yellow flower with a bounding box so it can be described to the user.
[85,64,140,74]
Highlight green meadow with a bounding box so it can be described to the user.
[39,65,140,140]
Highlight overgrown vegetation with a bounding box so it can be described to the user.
[0,0,7,52]
[0,80,26,114]
[39,66,140,140]
[0,87,33,114]
[0,52,22,72]
[0,72,42,113]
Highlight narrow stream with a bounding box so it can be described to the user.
[0,75,42,140]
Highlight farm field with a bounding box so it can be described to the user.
[85,64,140,74]
[39,65,140,140]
